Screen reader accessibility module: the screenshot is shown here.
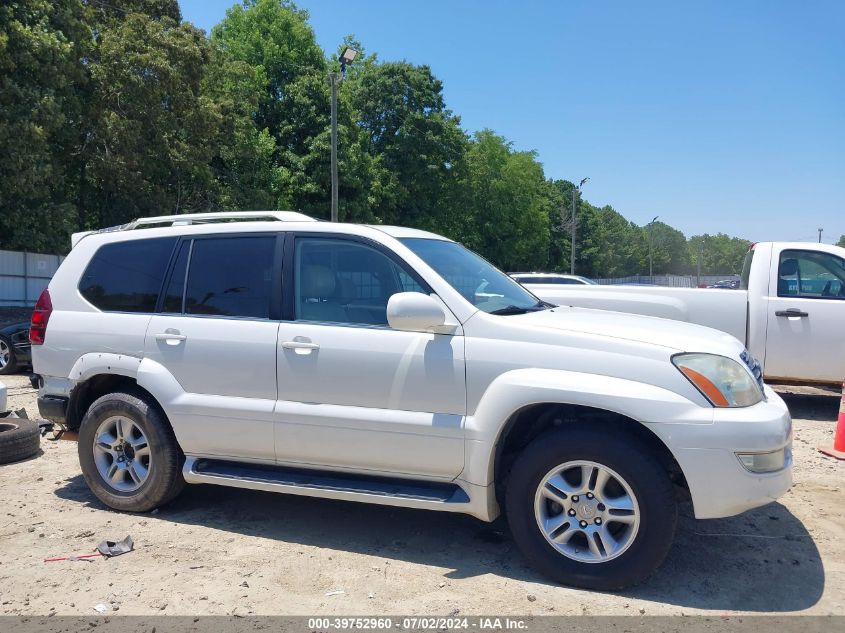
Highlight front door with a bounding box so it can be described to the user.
[274,235,466,479]
[145,233,281,462]
[765,247,845,383]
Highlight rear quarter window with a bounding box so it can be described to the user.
[79,238,177,312]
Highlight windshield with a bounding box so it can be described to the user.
[400,238,544,314]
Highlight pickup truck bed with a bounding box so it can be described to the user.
[528,241,845,385]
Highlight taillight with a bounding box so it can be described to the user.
[30,288,52,345]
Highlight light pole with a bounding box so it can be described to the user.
[647,215,659,278]
[570,177,589,275]
[818,227,823,243]
[330,47,358,222]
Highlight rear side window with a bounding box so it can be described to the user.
[183,236,275,318]
[79,238,177,312]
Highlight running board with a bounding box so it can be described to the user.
[183,457,471,512]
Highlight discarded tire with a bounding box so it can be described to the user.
[0,417,41,464]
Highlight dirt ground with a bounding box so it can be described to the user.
[0,374,842,616]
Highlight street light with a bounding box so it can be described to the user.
[647,215,659,278]
[330,47,358,222]
[570,177,589,275]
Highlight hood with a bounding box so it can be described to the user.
[515,306,746,357]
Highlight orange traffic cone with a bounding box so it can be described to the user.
[818,382,845,460]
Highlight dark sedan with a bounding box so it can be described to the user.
[0,322,32,375]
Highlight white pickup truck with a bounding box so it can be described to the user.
[528,242,845,386]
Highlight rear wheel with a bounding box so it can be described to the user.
[505,426,677,590]
[78,390,185,512]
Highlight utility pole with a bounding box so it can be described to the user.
[697,240,703,287]
[818,227,823,243]
[570,187,577,275]
[330,47,358,222]
[570,177,589,275]
[330,71,339,223]
[647,216,659,278]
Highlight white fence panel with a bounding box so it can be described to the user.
[0,249,65,307]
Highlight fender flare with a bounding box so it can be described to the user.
[462,368,712,488]
[68,353,144,383]
[66,354,185,427]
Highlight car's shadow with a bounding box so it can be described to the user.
[54,474,823,612]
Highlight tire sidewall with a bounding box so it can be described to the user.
[0,417,41,464]
[505,427,677,590]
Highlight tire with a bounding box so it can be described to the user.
[504,426,677,590]
[78,389,185,512]
[0,418,41,464]
[0,335,18,375]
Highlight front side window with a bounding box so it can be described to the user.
[182,236,275,318]
[777,249,845,299]
[295,238,425,326]
[79,237,177,312]
[400,238,543,314]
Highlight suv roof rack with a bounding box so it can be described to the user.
[71,211,316,248]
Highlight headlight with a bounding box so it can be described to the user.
[672,353,763,407]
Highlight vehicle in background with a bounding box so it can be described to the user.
[708,279,740,289]
[510,273,597,285]
[529,241,845,385]
[31,212,792,590]
[0,322,32,375]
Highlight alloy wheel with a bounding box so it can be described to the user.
[533,460,640,563]
[92,416,152,492]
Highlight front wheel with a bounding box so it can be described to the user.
[505,426,677,590]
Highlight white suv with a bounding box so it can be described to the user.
[31,212,792,589]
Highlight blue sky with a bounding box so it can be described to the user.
[179,0,844,243]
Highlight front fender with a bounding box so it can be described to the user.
[462,368,713,487]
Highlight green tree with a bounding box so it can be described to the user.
[0,0,87,252]
[350,61,468,229]
[688,233,751,275]
[644,221,689,275]
[836,235,845,248]
[453,130,550,271]
[580,205,647,277]
[211,0,327,211]
[75,12,222,227]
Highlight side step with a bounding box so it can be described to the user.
[183,457,471,512]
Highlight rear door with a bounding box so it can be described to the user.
[144,233,282,462]
[765,247,845,383]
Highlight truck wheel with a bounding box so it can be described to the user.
[0,418,40,464]
[504,426,677,590]
[78,390,185,512]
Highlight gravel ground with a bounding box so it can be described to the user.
[0,374,842,616]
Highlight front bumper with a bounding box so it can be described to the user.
[651,386,793,519]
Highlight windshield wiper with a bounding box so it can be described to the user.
[489,302,547,316]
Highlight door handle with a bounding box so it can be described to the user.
[775,309,808,318]
[155,331,187,345]
[282,341,320,351]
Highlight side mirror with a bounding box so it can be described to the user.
[387,292,447,332]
